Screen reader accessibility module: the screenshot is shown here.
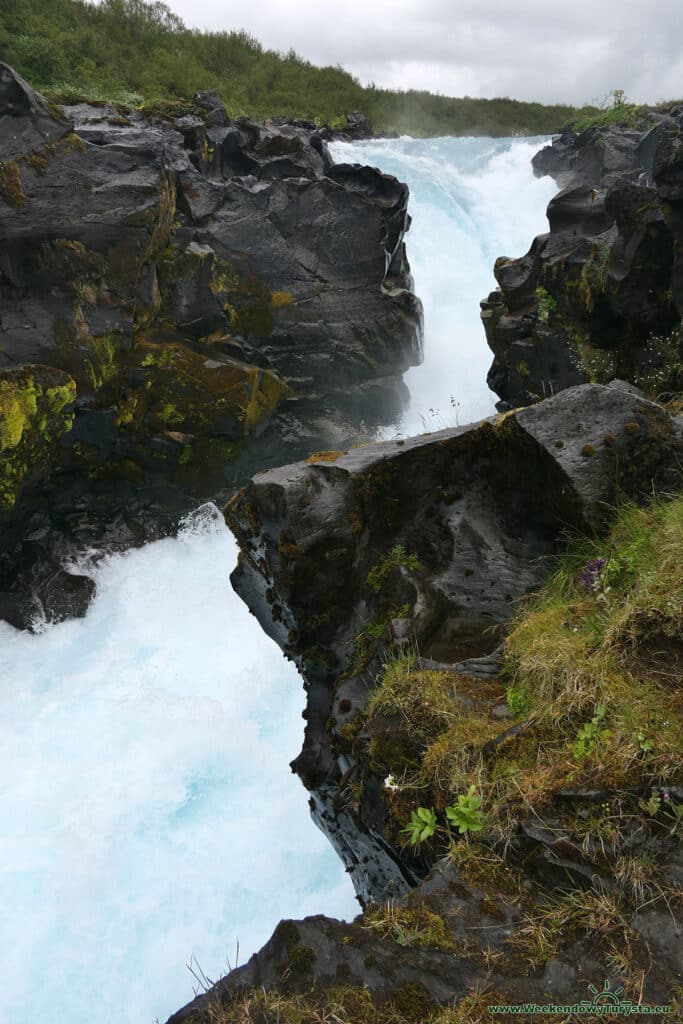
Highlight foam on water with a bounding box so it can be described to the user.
[0,506,358,1023]
[330,135,557,436]
[0,137,554,1024]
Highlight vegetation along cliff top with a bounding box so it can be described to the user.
[0,0,633,136]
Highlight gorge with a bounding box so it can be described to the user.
[0,60,681,1024]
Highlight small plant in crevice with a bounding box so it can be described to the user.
[367,544,422,593]
[535,285,556,324]
[402,806,437,846]
[445,786,486,834]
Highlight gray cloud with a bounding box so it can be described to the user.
[165,0,683,105]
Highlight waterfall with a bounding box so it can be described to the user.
[330,135,556,435]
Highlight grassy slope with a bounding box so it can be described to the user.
[371,495,682,829]
[0,0,598,136]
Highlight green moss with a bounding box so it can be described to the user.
[0,382,38,451]
[37,238,105,286]
[0,161,27,208]
[208,256,295,339]
[387,983,438,1021]
[285,943,318,974]
[339,711,367,746]
[271,290,294,307]
[132,336,290,437]
[115,395,141,427]
[142,171,176,265]
[17,133,86,186]
[577,242,611,314]
[0,368,76,508]
[244,367,291,431]
[140,97,197,120]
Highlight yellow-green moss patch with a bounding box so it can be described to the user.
[0,367,77,508]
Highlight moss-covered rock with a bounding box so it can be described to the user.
[131,334,291,436]
[0,366,76,508]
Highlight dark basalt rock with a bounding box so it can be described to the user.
[226,383,681,904]
[0,63,71,160]
[167,849,680,1023]
[0,64,422,627]
[484,114,682,410]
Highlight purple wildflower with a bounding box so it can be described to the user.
[580,557,607,592]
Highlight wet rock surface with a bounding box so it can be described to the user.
[0,64,422,626]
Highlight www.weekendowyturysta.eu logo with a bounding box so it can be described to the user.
[487,979,672,1016]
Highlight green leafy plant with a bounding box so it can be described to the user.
[635,730,654,753]
[367,544,421,593]
[535,286,556,324]
[445,785,485,834]
[603,537,648,589]
[402,806,437,845]
[571,704,611,761]
[506,684,531,717]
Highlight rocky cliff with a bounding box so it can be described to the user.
[482,108,683,410]
[0,63,422,627]
[171,381,682,1024]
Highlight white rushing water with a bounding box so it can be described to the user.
[330,136,557,436]
[0,137,554,1024]
[0,506,358,1023]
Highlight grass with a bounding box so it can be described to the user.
[184,980,509,1024]
[362,496,682,922]
[362,900,454,951]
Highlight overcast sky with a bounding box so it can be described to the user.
[163,0,682,106]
